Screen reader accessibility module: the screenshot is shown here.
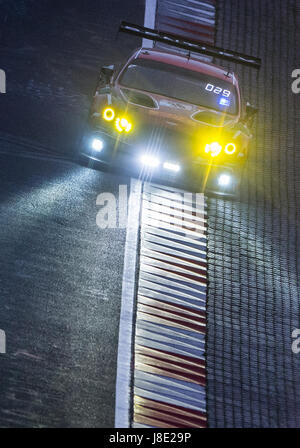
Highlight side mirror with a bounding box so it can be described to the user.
[100,65,115,84]
[245,102,258,119]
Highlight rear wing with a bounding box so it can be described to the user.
[119,21,261,70]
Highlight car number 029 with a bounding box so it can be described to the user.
[205,83,231,97]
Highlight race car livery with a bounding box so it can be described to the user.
[80,23,259,196]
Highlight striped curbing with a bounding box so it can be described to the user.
[132,183,208,428]
[156,0,216,45]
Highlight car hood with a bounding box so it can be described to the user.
[116,86,239,136]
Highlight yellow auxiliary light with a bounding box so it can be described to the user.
[103,107,115,121]
[115,117,132,133]
[225,143,236,155]
[205,142,222,157]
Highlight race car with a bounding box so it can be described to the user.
[80,22,260,196]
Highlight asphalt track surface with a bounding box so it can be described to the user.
[0,0,144,428]
[207,0,300,427]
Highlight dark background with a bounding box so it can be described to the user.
[0,0,143,153]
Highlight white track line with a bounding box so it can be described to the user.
[114,179,142,428]
[142,0,158,47]
[115,0,157,428]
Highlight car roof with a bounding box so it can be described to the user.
[135,47,237,85]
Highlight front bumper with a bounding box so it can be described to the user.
[81,129,242,197]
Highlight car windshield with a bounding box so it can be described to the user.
[119,58,238,115]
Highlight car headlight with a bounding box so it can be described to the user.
[140,155,160,167]
[91,138,104,152]
[163,162,181,172]
[205,142,222,157]
[103,107,115,122]
[205,141,237,157]
[224,143,236,155]
[115,117,132,133]
[218,174,231,186]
